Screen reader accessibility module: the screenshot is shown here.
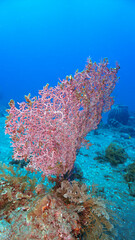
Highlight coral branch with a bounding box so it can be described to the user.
[5,58,120,176]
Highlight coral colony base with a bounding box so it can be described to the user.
[0,59,120,239]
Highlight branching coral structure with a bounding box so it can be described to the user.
[5,59,120,177]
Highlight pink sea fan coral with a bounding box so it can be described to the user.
[5,58,120,176]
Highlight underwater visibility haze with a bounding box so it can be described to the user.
[0,0,135,109]
[0,0,135,239]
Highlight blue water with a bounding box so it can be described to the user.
[0,1,135,239]
[0,0,135,110]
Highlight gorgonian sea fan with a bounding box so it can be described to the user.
[5,58,120,176]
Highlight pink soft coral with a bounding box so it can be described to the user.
[5,58,120,176]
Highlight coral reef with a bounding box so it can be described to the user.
[1,59,120,239]
[94,142,128,166]
[0,163,117,239]
[5,59,119,176]
[0,162,39,222]
[105,142,128,165]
